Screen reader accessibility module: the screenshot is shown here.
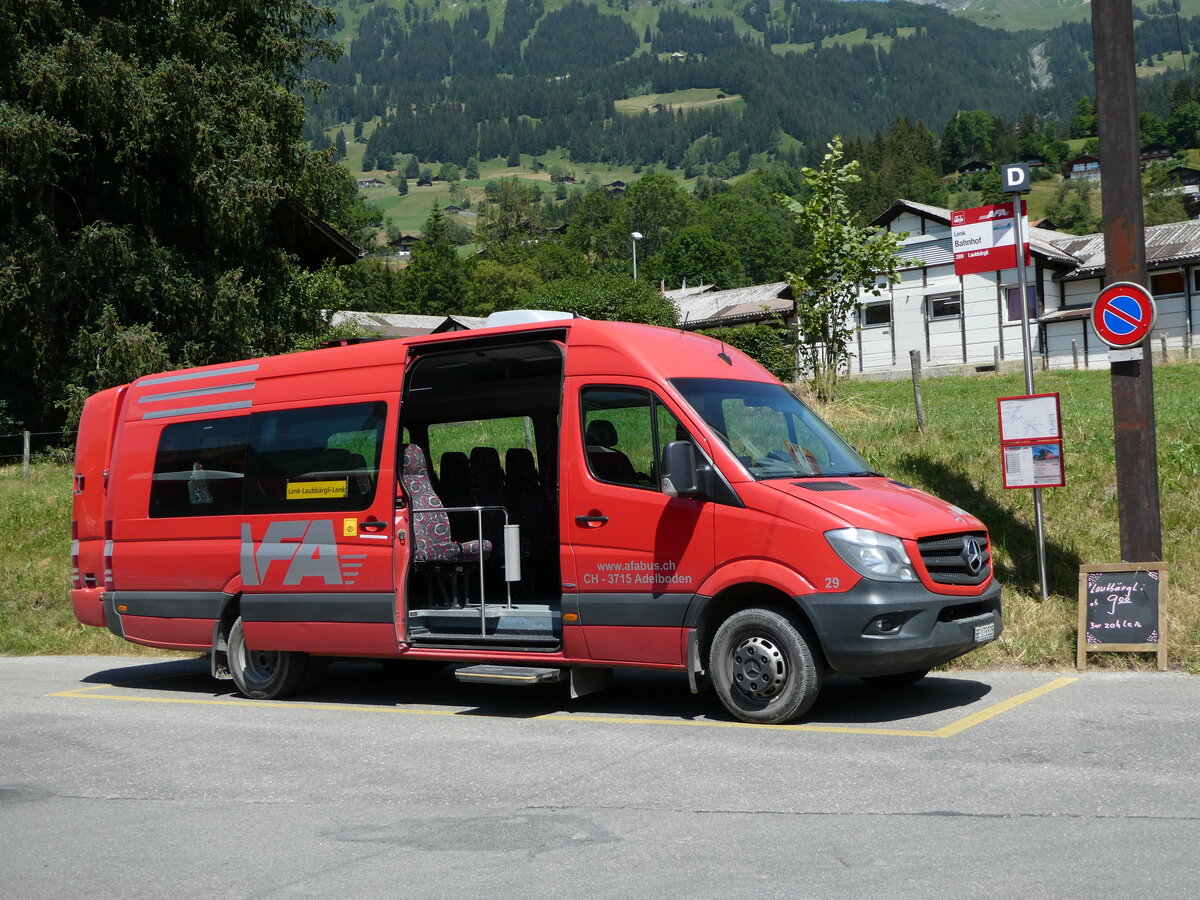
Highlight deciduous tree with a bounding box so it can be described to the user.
[780,138,909,399]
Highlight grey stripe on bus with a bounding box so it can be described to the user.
[137,363,260,386]
[138,382,255,404]
[141,400,253,420]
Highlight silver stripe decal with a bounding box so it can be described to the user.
[142,400,253,420]
[137,363,260,387]
[139,381,254,404]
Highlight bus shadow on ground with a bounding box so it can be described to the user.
[81,658,992,727]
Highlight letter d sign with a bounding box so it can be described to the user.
[1002,163,1030,193]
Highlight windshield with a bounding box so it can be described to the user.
[671,378,875,480]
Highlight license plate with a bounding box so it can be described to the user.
[974,622,995,642]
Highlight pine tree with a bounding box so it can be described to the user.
[403,205,467,315]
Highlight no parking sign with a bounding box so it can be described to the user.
[1091,282,1156,348]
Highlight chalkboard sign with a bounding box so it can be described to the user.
[1077,563,1168,670]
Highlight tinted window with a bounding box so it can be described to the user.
[1151,271,1184,296]
[861,302,891,327]
[581,388,692,490]
[927,292,962,319]
[1006,285,1038,323]
[244,403,386,514]
[150,416,249,518]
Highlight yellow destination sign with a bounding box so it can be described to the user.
[286,480,347,500]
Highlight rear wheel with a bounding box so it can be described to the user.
[709,608,821,725]
[861,668,930,689]
[228,617,311,700]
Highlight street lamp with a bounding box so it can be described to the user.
[631,231,643,280]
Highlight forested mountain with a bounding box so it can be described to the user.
[307,0,1200,171]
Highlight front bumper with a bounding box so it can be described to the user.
[795,578,1003,677]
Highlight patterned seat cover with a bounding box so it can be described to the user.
[401,444,490,564]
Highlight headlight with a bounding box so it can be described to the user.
[825,528,916,582]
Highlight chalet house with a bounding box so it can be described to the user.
[356,178,386,188]
[1168,165,1200,191]
[1063,155,1101,179]
[416,178,433,187]
[605,180,628,197]
[960,161,991,176]
[852,199,1200,375]
[388,231,421,255]
[1018,153,1046,169]
[1140,143,1174,162]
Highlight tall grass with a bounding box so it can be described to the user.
[3,360,1197,671]
[0,465,156,655]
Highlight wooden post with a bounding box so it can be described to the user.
[909,350,925,432]
[1072,340,1079,370]
[1160,334,1168,363]
[22,430,30,478]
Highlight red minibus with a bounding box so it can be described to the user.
[70,311,1001,724]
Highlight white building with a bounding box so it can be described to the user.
[856,200,1200,375]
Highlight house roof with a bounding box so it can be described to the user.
[663,283,718,302]
[1047,219,1200,280]
[277,198,364,269]
[871,200,1077,267]
[327,311,486,338]
[874,198,1200,282]
[674,282,793,328]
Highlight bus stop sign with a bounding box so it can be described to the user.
[1092,282,1156,348]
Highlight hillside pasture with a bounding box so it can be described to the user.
[614,88,745,115]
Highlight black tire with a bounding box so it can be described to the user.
[228,616,310,700]
[709,608,821,724]
[861,668,930,689]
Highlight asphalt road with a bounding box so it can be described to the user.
[1,656,1197,899]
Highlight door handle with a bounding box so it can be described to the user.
[575,514,609,526]
[360,519,388,533]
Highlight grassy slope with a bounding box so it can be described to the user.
[5,360,1197,671]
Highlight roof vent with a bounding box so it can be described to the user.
[484,310,577,328]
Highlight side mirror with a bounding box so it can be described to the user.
[661,441,704,499]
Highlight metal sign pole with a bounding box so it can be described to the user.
[1010,194,1050,601]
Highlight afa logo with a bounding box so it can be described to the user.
[240,520,365,586]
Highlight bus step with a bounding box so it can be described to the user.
[455,665,564,686]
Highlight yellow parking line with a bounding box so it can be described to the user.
[930,675,1078,738]
[50,674,1077,736]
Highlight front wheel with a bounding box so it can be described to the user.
[228,617,311,700]
[709,608,821,724]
